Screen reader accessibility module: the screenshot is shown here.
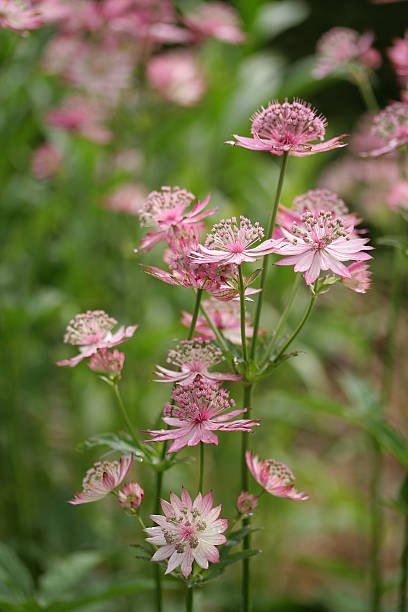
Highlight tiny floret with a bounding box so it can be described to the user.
[246,451,308,501]
[69,455,133,505]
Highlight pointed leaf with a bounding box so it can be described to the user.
[77,432,147,461]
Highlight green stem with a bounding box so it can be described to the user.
[273,292,317,363]
[241,384,253,612]
[399,476,408,612]
[238,266,248,362]
[369,438,383,612]
[188,289,203,340]
[354,71,379,113]
[199,442,205,492]
[186,587,194,612]
[200,303,230,355]
[251,151,289,359]
[112,383,138,442]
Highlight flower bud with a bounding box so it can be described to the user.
[237,491,258,516]
[118,482,144,509]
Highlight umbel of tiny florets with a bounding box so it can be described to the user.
[293,189,349,217]
[64,310,116,345]
[138,186,195,228]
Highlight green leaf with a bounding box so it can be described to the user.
[377,236,408,256]
[253,0,309,40]
[77,432,147,461]
[195,549,260,586]
[0,543,34,605]
[244,268,262,288]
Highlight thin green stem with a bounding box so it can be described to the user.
[112,383,138,442]
[354,71,379,113]
[200,303,230,354]
[241,384,253,612]
[238,266,248,363]
[188,289,203,340]
[251,151,289,359]
[199,442,205,492]
[369,438,383,612]
[273,292,317,363]
[399,476,408,612]
[186,587,194,612]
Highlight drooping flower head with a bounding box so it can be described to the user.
[57,310,137,367]
[145,488,228,578]
[342,262,372,294]
[88,348,125,378]
[181,297,254,344]
[145,379,258,452]
[226,98,346,156]
[246,451,308,501]
[118,482,144,509]
[69,455,133,505]
[362,102,408,156]
[313,27,381,79]
[153,339,241,384]
[183,2,245,44]
[237,491,259,516]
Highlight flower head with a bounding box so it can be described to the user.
[387,180,408,211]
[0,0,43,33]
[30,143,62,180]
[46,94,112,144]
[69,455,133,505]
[342,262,372,293]
[147,50,206,107]
[57,310,137,367]
[388,34,408,80]
[145,379,258,452]
[153,339,241,384]
[183,2,245,45]
[104,183,148,215]
[362,102,408,156]
[314,27,381,78]
[237,491,259,516]
[145,488,228,578]
[246,451,308,501]
[226,98,346,156]
[88,348,125,378]
[118,482,144,509]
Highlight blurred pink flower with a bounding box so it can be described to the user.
[145,488,228,578]
[147,50,206,107]
[41,34,84,75]
[46,94,112,144]
[104,183,148,215]
[362,102,408,156]
[387,180,408,210]
[342,262,372,293]
[314,27,381,78]
[88,348,125,377]
[57,310,137,367]
[227,98,346,157]
[69,455,133,504]
[0,0,43,33]
[237,491,258,516]
[183,2,245,44]
[388,34,408,80]
[118,481,144,509]
[153,339,241,385]
[30,143,62,180]
[246,451,308,501]
[146,380,258,452]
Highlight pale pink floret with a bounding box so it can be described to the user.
[362,102,408,157]
[146,50,206,107]
[246,451,308,501]
[145,488,228,578]
[118,481,144,509]
[56,310,137,367]
[0,0,43,33]
[191,216,276,266]
[342,262,372,293]
[146,380,258,452]
[181,298,254,345]
[183,2,245,45]
[272,210,373,285]
[153,339,241,385]
[226,98,346,157]
[69,455,133,505]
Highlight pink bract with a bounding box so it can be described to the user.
[56,310,137,367]
[226,98,346,157]
[69,455,133,505]
[153,339,241,385]
[183,2,245,45]
[145,488,228,578]
[145,379,258,452]
[246,451,308,501]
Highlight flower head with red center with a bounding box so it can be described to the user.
[145,379,258,452]
[362,102,408,156]
[69,455,133,505]
[342,261,372,293]
[183,2,245,45]
[57,310,137,367]
[153,339,241,384]
[226,98,346,156]
[246,451,308,501]
[136,186,217,252]
[272,209,373,285]
[118,482,144,509]
[145,488,228,578]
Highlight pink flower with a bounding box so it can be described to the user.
[136,187,217,252]
[145,379,258,452]
[246,451,308,501]
[46,94,112,144]
[30,143,62,180]
[226,98,346,157]
[147,50,206,107]
[342,262,372,293]
[145,488,228,578]
[313,27,381,78]
[56,310,137,367]
[272,210,373,285]
[183,2,245,45]
[0,0,43,33]
[88,348,125,378]
[237,491,258,516]
[388,34,408,82]
[104,183,148,215]
[387,180,408,210]
[362,102,408,156]
[69,455,133,505]
[153,339,241,385]
[190,216,276,266]
[118,481,144,509]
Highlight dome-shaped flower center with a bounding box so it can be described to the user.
[290,211,347,249]
[205,216,264,251]
[64,311,116,345]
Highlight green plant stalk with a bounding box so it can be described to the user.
[251,151,289,359]
[186,586,194,612]
[399,478,408,612]
[241,383,253,612]
[199,442,205,492]
[238,265,248,362]
[353,70,379,113]
[273,292,317,363]
[112,383,139,442]
[200,303,230,355]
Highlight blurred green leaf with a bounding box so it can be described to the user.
[253,0,309,40]
[0,544,34,605]
[377,236,408,256]
[77,432,147,461]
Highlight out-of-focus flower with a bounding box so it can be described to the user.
[145,488,228,578]
[226,98,346,157]
[313,27,381,78]
[38,0,103,32]
[181,298,254,344]
[0,0,43,33]
[88,348,125,377]
[46,94,112,144]
[112,149,144,174]
[69,455,133,505]
[57,310,137,367]
[41,34,84,75]
[191,216,275,266]
[118,481,144,509]
[387,180,408,210]
[183,2,245,44]
[361,102,408,156]
[342,262,372,293]
[153,339,241,385]
[388,34,408,80]
[146,379,258,452]
[30,143,62,180]
[237,491,258,516]
[246,451,308,501]
[147,50,206,107]
[104,183,148,215]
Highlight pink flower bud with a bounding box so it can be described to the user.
[118,482,144,509]
[88,348,125,378]
[237,491,259,516]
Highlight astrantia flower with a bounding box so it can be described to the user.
[153,339,241,384]
[145,488,228,578]
[118,482,144,509]
[145,379,258,452]
[183,2,245,45]
[88,348,125,378]
[69,455,133,505]
[226,98,346,157]
[136,186,217,252]
[362,102,408,156]
[246,451,308,501]
[46,94,112,144]
[272,210,373,285]
[57,310,137,367]
[104,183,148,216]
[146,50,206,107]
[388,35,408,81]
[313,27,381,79]
[237,491,259,516]
[190,216,276,266]
[342,262,372,293]
[387,180,408,211]
[0,0,42,33]
[181,298,254,344]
